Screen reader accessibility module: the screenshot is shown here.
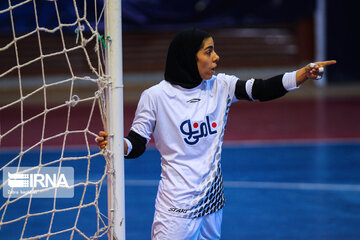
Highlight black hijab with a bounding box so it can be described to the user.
[164,28,211,89]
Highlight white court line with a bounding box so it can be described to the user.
[223,181,360,192]
[223,138,360,147]
[125,179,360,192]
[1,138,360,152]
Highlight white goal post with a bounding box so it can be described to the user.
[105,0,126,239]
[0,0,125,239]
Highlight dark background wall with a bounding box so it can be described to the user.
[0,0,358,83]
[327,0,360,83]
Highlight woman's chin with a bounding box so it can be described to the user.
[203,74,213,80]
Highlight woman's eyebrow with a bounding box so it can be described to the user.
[204,45,214,51]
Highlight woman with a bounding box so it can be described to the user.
[97,28,336,239]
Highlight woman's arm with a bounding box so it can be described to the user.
[235,60,337,101]
[96,131,129,154]
[96,130,146,159]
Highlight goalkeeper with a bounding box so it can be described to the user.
[97,28,336,239]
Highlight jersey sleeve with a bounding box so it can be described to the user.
[130,89,157,143]
[219,74,239,103]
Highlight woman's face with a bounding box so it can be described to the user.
[196,37,220,80]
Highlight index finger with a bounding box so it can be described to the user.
[316,60,337,67]
[98,131,109,137]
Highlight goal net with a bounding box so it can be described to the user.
[0,0,122,239]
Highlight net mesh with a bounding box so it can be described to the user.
[0,0,112,239]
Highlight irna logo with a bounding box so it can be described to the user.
[3,167,74,198]
[8,172,69,188]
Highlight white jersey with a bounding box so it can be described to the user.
[131,73,238,218]
[130,71,298,218]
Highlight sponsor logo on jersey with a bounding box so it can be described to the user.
[169,207,188,213]
[187,98,201,103]
[180,116,217,145]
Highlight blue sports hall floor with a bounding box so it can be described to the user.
[1,141,360,239]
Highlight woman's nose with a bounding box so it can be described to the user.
[214,52,220,62]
